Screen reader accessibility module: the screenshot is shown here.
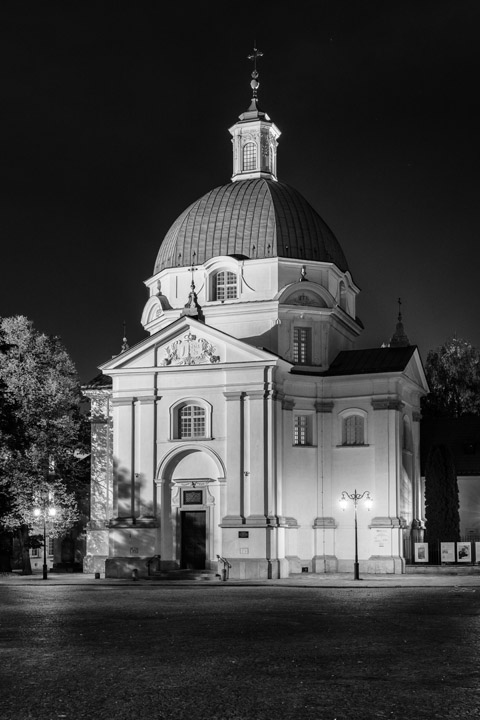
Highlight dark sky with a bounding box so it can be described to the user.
[2,1,480,382]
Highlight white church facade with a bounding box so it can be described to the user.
[84,65,428,579]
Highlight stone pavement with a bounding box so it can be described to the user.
[1,568,480,587]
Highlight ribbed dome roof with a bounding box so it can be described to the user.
[154,179,348,274]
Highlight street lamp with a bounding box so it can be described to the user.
[339,489,373,581]
[33,493,56,580]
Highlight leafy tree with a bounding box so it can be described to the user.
[424,444,460,544]
[422,337,480,417]
[0,316,89,574]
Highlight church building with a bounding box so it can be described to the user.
[84,58,428,579]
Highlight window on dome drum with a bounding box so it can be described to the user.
[293,327,312,364]
[342,415,365,446]
[179,405,206,439]
[293,415,311,446]
[215,271,237,301]
[243,142,256,171]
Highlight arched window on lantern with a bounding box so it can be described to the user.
[243,142,257,171]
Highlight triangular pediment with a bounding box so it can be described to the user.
[403,348,429,393]
[100,317,288,374]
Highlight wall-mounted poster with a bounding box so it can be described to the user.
[475,542,480,563]
[457,542,472,563]
[414,543,429,562]
[440,542,455,563]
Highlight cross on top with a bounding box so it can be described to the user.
[247,45,263,99]
[188,265,196,290]
[247,45,263,76]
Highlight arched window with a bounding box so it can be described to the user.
[243,142,256,171]
[179,405,206,439]
[339,281,347,310]
[343,415,365,446]
[170,400,212,440]
[215,271,237,301]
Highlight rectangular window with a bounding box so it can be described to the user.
[216,271,237,301]
[48,537,54,556]
[294,415,310,446]
[293,327,311,364]
[31,547,40,558]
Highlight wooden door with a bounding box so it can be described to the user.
[181,511,206,569]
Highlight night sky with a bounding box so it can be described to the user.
[2,2,480,382]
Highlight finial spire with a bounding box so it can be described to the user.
[247,44,263,101]
[229,45,280,182]
[121,321,129,353]
[181,268,204,322]
[390,297,410,347]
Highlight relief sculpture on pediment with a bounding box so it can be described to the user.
[161,332,220,366]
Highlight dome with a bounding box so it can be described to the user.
[154,179,348,274]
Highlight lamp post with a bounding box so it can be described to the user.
[33,493,56,580]
[339,489,372,580]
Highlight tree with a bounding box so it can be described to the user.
[424,444,460,544]
[422,337,480,418]
[0,316,89,574]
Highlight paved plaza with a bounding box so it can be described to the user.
[1,573,480,719]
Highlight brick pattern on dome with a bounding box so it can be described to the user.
[154,179,348,274]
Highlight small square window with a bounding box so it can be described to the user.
[215,271,237,301]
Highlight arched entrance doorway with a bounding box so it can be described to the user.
[156,446,226,571]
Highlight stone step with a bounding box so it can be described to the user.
[149,569,220,581]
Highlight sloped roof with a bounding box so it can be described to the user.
[82,372,112,390]
[154,178,348,274]
[323,346,417,376]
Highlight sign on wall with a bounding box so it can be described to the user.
[414,542,429,562]
[440,542,455,563]
[373,529,390,550]
[457,542,472,563]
